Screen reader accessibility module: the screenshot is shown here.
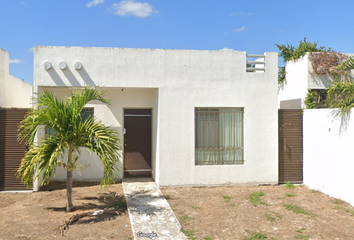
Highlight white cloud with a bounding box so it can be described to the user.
[232,26,246,33]
[110,1,157,18]
[9,59,24,64]
[29,47,34,53]
[19,1,25,5]
[87,0,104,8]
[220,47,236,52]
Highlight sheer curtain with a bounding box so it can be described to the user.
[195,108,243,165]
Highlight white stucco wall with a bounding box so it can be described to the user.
[278,55,309,109]
[0,48,32,108]
[34,46,278,187]
[304,109,354,206]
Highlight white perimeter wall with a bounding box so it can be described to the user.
[0,48,32,108]
[34,46,278,187]
[304,109,354,206]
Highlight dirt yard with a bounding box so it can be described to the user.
[162,184,354,240]
[0,182,133,240]
[1,183,354,240]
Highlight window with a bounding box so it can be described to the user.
[195,108,244,165]
[45,108,94,135]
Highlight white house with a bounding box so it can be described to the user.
[33,46,278,189]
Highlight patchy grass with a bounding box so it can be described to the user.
[333,199,345,205]
[222,195,232,203]
[264,214,276,222]
[334,205,354,216]
[191,206,200,210]
[285,193,295,197]
[248,191,266,206]
[285,182,295,189]
[245,230,271,240]
[181,228,196,240]
[164,194,171,199]
[264,211,282,222]
[333,200,354,216]
[203,237,212,240]
[295,228,310,240]
[161,185,354,239]
[283,204,316,217]
[273,211,283,220]
[180,215,193,225]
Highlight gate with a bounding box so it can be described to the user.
[278,109,303,183]
[0,109,29,191]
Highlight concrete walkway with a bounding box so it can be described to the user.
[122,178,187,240]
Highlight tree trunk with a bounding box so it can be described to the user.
[66,148,74,212]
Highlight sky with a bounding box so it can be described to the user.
[1,0,353,85]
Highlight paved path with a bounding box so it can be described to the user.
[122,178,187,240]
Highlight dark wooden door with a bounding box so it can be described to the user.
[124,109,152,178]
[278,109,303,183]
[0,109,29,190]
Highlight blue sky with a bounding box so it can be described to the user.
[1,0,353,85]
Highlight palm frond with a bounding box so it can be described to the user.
[82,119,122,185]
[17,135,64,187]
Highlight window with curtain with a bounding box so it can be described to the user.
[195,108,244,165]
[45,108,94,136]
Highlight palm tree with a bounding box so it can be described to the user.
[17,87,122,212]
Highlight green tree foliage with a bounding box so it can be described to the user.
[275,37,332,63]
[304,89,328,109]
[17,87,122,212]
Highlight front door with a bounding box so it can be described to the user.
[124,109,152,178]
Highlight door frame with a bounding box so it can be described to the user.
[123,108,153,178]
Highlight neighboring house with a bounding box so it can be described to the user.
[0,48,32,108]
[33,46,278,189]
[0,48,33,191]
[278,53,354,109]
[278,52,354,206]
